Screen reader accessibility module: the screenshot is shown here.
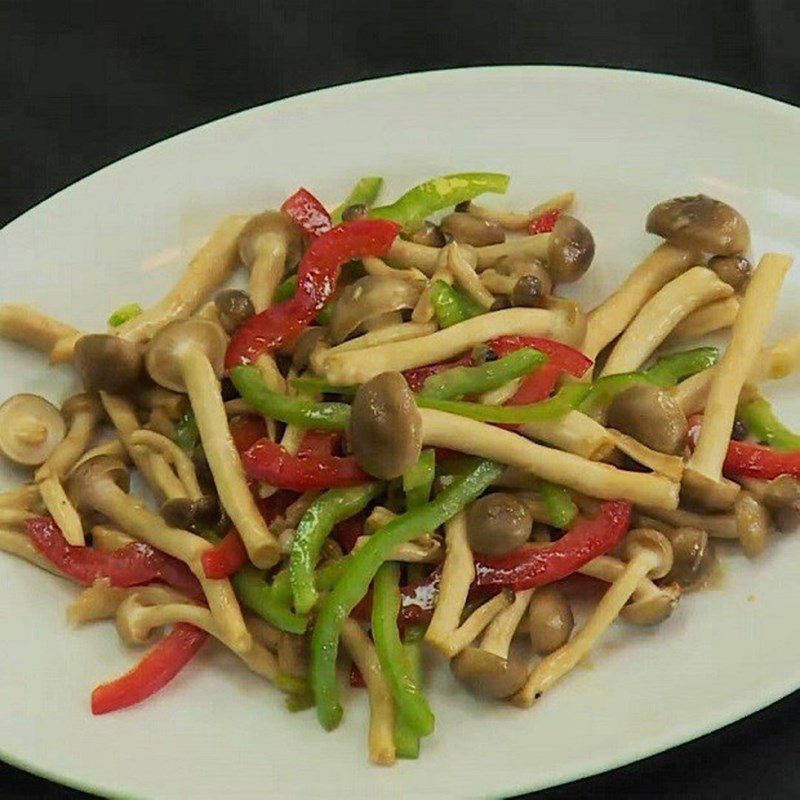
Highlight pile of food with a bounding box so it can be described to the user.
[0,172,797,765]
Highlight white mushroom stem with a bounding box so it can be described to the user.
[480,589,534,658]
[474,235,549,270]
[519,412,617,461]
[48,333,82,364]
[129,430,203,500]
[514,546,662,706]
[600,267,733,376]
[636,506,738,539]
[91,524,135,551]
[579,554,666,604]
[176,346,279,569]
[606,429,685,481]
[0,484,42,509]
[68,580,187,626]
[70,439,128,474]
[583,244,700,364]
[0,527,67,577]
[477,378,522,406]
[0,508,34,526]
[0,304,80,353]
[479,269,518,295]
[38,475,85,546]
[353,535,443,563]
[412,246,453,323]
[146,407,176,438]
[387,238,442,275]
[320,308,571,384]
[440,593,512,658]
[341,618,396,767]
[446,243,495,309]
[115,215,250,343]
[466,191,575,231]
[363,256,427,283]
[419,409,680,509]
[667,296,740,344]
[248,234,288,313]
[687,254,792,486]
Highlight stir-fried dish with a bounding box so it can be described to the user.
[1,173,798,765]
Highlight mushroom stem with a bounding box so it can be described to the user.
[600,267,733,376]
[68,581,187,626]
[465,191,575,231]
[0,304,80,354]
[667,296,740,344]
[248,234,288,313]
[474,235,549,269]
[38,475,85,546]
[177,346,280,568]
[0,484,42,509]
[48,332,82,364]
[519,411,617,461]
[0,526,66,577]
[686,254,792,496]
[129,430,203,500]
[636,506,738,539]
[341,618,396,767]
[583,244,699,365]
[419,408,680,509]
[69,439,128,474]
[36,397,104,481]
[0,508,34,526]
[412,247,453,323]
[362,256,427,283]
[91,524,135,551]
[116,215,250,343]
[353,535,443,563]
[446,243,495,309]
[480,589,534,658]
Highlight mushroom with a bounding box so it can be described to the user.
[362,256,427,284]
[128,429,204,500]
[667,296,740,345]
[466,492,533,556]
[662,526,716,587]
[348,372,422,480]
[440,212,505,247]
[66,455,251,652]
[646,195,750,256]
[0,394,66,467]
[444,243,496,310]
[514,529,673,706]
[160,494,219,530]
[145,318,279,568]
[451,645,528,700]
[341,203,368,221]
[407,221,446,248]
[214,289,255,335]
[461,191,575,231]
[73,334,145,394]
[328,275,422,344]
[606,385,689,455]
[600,267,733,376]
[67,581,187,627]
[740,475,800,531]
[0,304,80,354]
[290,327,327,372]
[528,585,574,654]
[237,211,303,313]
[131,384,186,420]
[708,254,753,291]
[511,274,550,308]
[734,490,770,557]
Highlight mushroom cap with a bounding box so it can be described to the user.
[621,582,680,625]
[348,371,422,480]
[145,318,228,393]
[450,647,528,699]
[440,212,505,247]
[623,528,674,579]
[160,494,219,530]
[0,394,66,467]
[606,384,689,455]
[646,194,750,255]
[546,215,595,283]
[238,211,303,268]
[528,584,574,654]
[214,289,255,335]
[73,334,145,394]
[664,526,715,587]
[407,221,446,248]
[708,254,752,291]
[66,455,130,513]
[466,492,533,556]
[734,490,770,557]
[61,392,103,423]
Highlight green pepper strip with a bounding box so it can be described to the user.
[290,483,382,615]
[290,376,357,396]
[232,565,308,634]
[370,172,510,227]
[372,563,435,737]
[430,280,485,328]
[643,346,719,386]
[311,458,503,730]
[417,383,590,424]
[330,176,384,224]
[108,302,143,328]
[539,480,578,529]
[173,409,199,451]
[739,397,800,451]
[394,626,425,758]
[231,365,350,430]
[420,349,546,400]
[403,449,436,510]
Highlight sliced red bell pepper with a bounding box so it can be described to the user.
[504,361,560,406]
[229,415,268,454]
[488,336,592,378]
[225,219,401,368]
[280,187,332,238]
[241,437,370,491]
[333,510,368,553]
[91,623,208,714]
[474,500,632,590]
[26,517,203,602]
[201,529,248,579]
[528,208,562,235]
[351,568,441,628]
[298,430,341,458]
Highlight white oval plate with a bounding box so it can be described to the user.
[1,67,799,800]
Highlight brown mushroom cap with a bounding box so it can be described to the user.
[663,527,715,587]
[160,495,219,530]
[546,215,595,283]
[407,221,446,248]
[528,585,574,654]
[145,319,228,393]
[291,326,327,372]
[66,455,130,512]
[708,254,752,291]
[466,493,533,556]
[746,475,800,531]
[329,276,422,344]
[621,582,680,625]
[61,392,103,423]
[238,211,303,268]
[73,334,145,394]
[0,394,66,467]
[348,372,422,479]
[214,289,255,335]
[607,384,689,455]
[450,646,528,699]
[646,195,750,255]
[623,528,673,578]
[734,490,769,557]
[440,213,505,247]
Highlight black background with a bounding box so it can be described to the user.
[2,1,800,797]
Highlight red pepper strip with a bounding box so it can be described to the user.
[505,361,560,406]
[257,489,298,523]
[488,336,592,378]
[333,510,368,553]
[528,208,562,235]
[298,430,341,458]
[403,356,471,392]
[688,416,800,480]
[91,623,208,714]
[241,437,371,491]
[229,415,268,454]
[201,529,248,579]
[225,219,401,368]
[474,500,633,591]
[280,187,332,238]
[351,569,441,628]
[26,517,203,602]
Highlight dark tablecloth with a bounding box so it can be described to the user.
[1,1,799,797]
